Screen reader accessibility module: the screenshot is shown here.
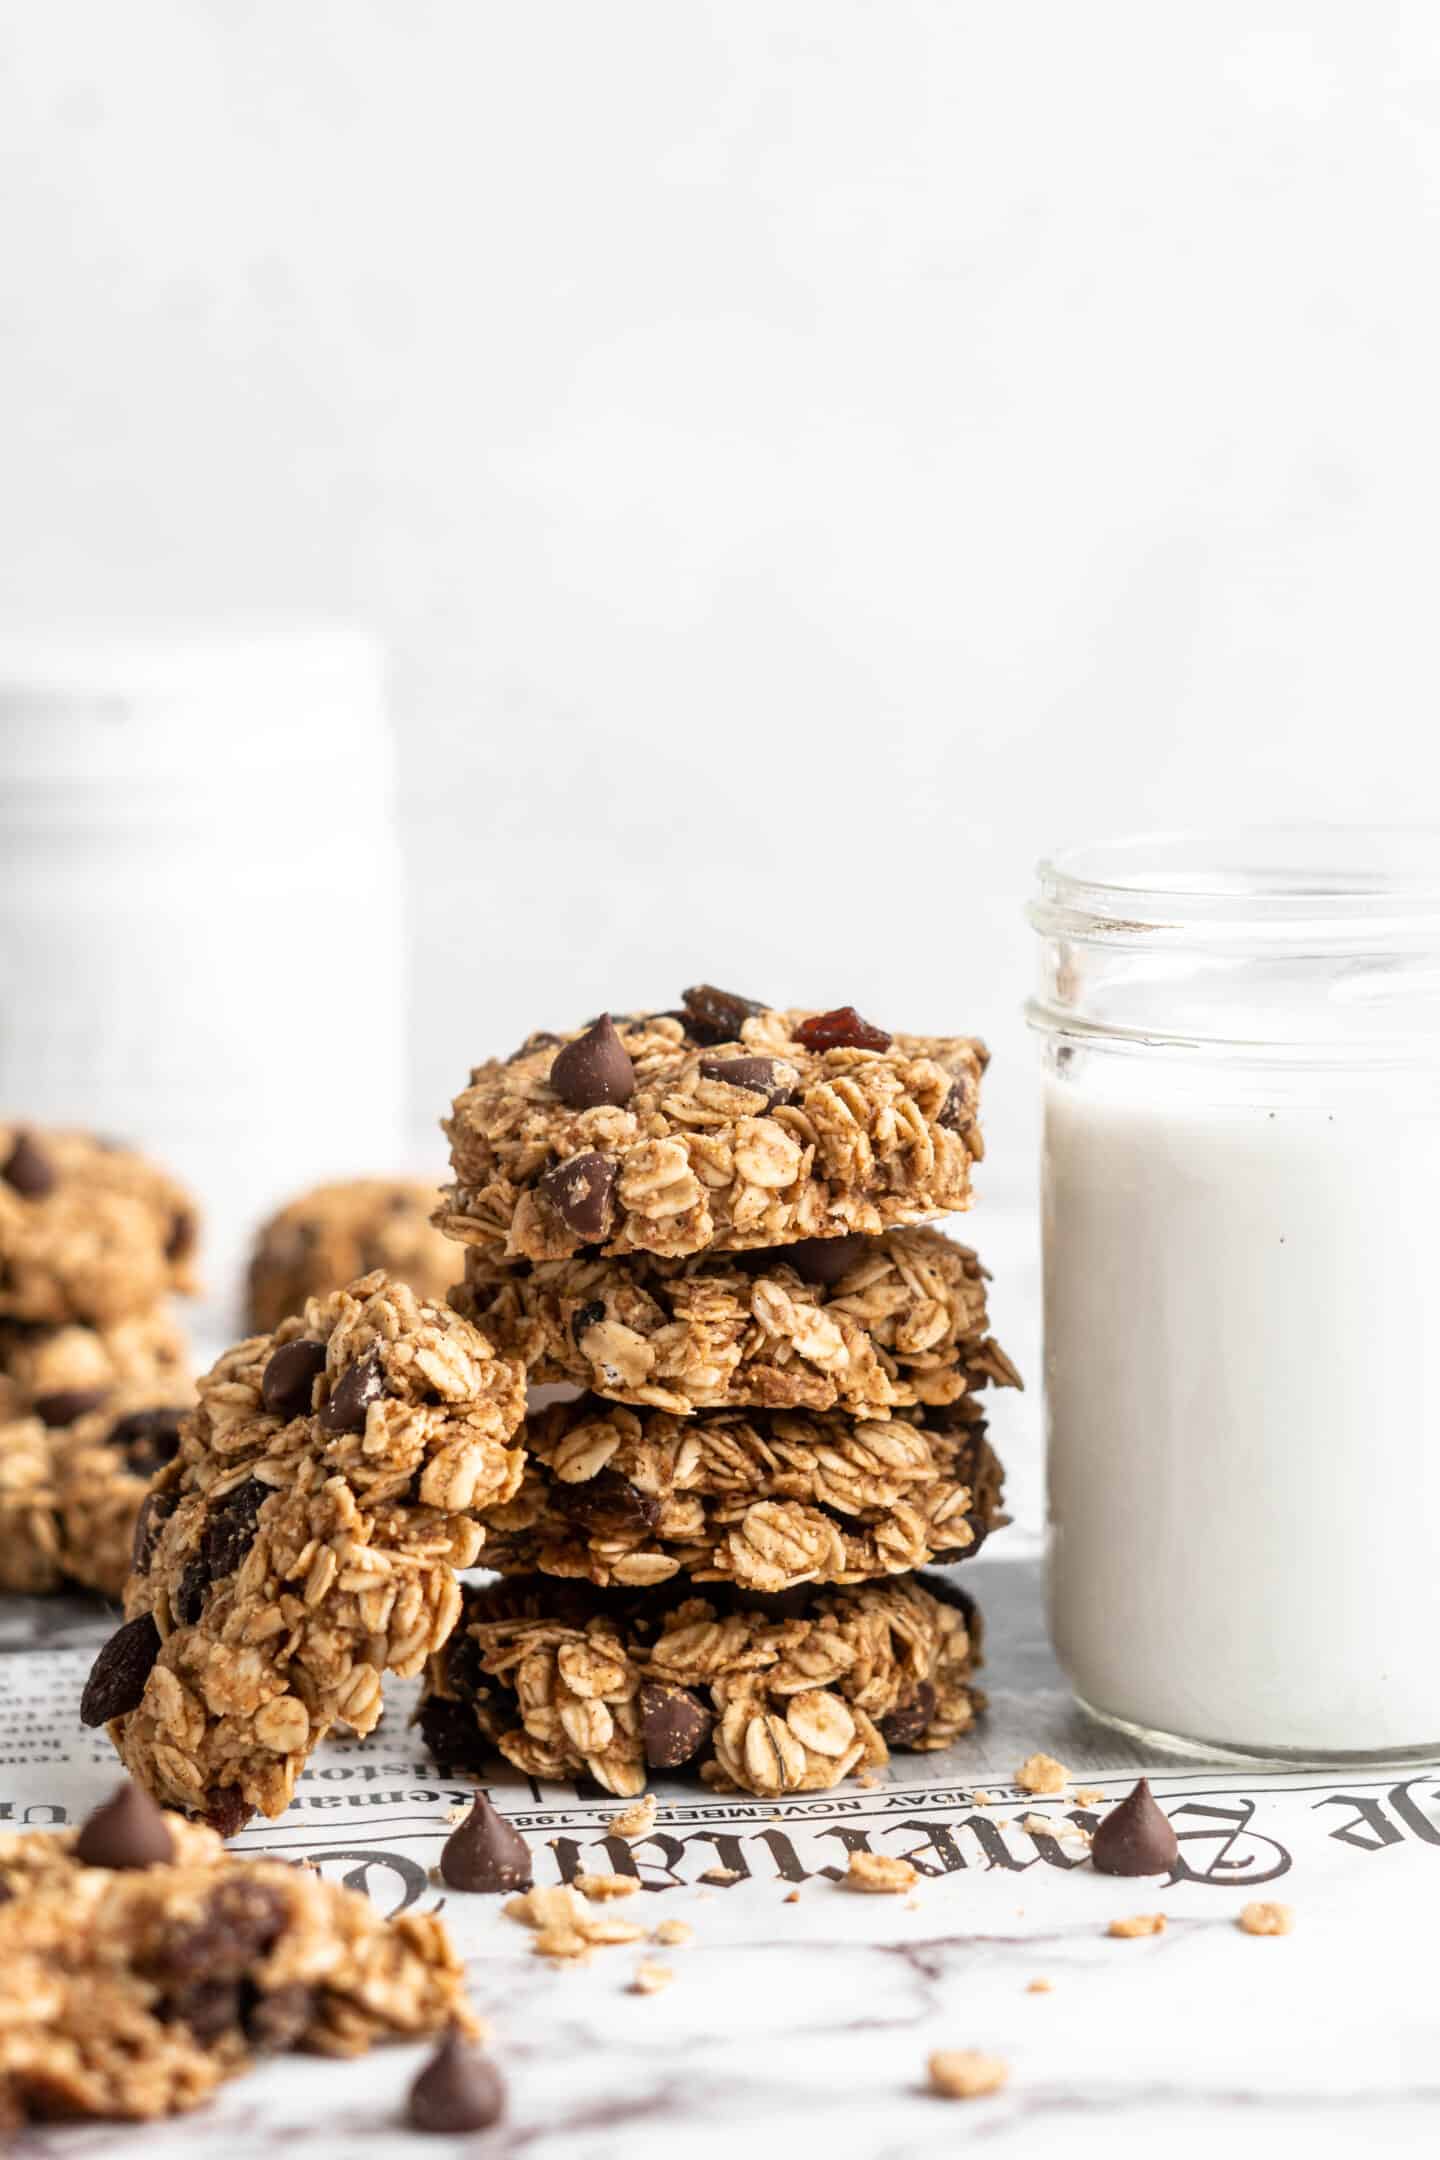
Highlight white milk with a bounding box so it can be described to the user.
[1043,1066,1440,1758]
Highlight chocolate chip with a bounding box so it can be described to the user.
[131,1487,175,1572]
[1090,1778,1180,1878]
[697,1055,800,1108]
[680,984,767,1046]
[418,1696,491,1775]
[783,1234,868,1287]
[32,1386,109,1427]
[440,1793,534,1893]
[81,1613,161,1725]
[571,1298,606,1344]
[319,1349,385,1434]
[246,1982,314,2051]
[204,1788,255,1840]
[74,1779,175,1868]
[879,1680,937,1749]
[795,1006,892,1053]
[174,1559,209,1625]
[548,1014,636,1110]
[538,1151,618,1241]
[261,1337,327,1420]
[408,2029,507,2134]
[165,1208,196,1262]
[165,1978,243,2041]
[1,1131,55,1198]
[938,1080,971,1132]
[200,1477,271,1584]
[640,1680,714,1769]
[159,1879,287,1989]
[555,1468,660,1534]
[107,1405,185,1474]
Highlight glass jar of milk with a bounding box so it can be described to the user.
[1029,828,1440,1764]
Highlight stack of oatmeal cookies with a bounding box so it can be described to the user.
[0,1126,198,1598]
[426,985,1020,1801]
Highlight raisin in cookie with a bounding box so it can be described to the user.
[0,1782,474,2124]
[439,990,985,1265]
[0,1126,198,1326]
[0,1308,189,1426]
[479,1394,1004,1594]
[85,1271,526,1830]
[248,1177,455,1334]
[455,1225,1020,1418]
[0,1385,193,1599]
[419,1570,984,1799]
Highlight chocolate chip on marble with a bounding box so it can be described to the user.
[538,1151,618,1241]
[1,1131,56,1199]
[783,1234,868,1288]
[795,1005,892,1053]
[33,1386,110,1428]
[879,1681,937,1749]
[1091,1778,1180,1877]
[548,1014,636,1110]
[640,1680,714,1769]
[680,984,767,1046]
[81,1613,161,1725]
[261,1336,328,1420]
[440,1793,535,1894]
[697,1055,800,1108]
[408,2029,508,2134]
[571,1298,607,1344]
[108,1405,185,1473]
[318,1348,386,1434]
[74,1779,176,1869]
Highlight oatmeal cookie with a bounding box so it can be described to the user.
[0,1125,198,1325]
[480,1394,1004,1593]
[0,1384,194,1599]
[0,1787,473,2123]
[86,1271,526,1831]
[439,989,986,1265]
[455,1225,1020,1418]
[419,1570,984,1799]
[248,1177,455,1334]
[0,1308,189,1426]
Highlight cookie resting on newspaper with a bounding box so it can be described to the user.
[81,1271,526,1833]
[437,987,986,1264]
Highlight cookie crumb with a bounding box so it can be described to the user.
[971,1790,995,1808]
[783,1890,800,1905]
[1238,1901,1294,1936]
[505,1884,645,1960]
[1026,1977,1054,1994]
[844,1852,919,1895]
[1015,1753,1069,1796]
[1020,1812,1053,1836]
[630,1960,674,1995]
[573,1872,640,1901]
[609,1794,657,1839]
[928,2050,1009,2101]
[1075,1788,1105,1808]
[1108,1912,1167,1939]
[699,1867,741,1886]
[652,1918,693,1948]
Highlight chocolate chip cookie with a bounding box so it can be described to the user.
[0,1308,189,1426]
[0,1127,198,1326]
[439,991,986,1265]
[247,1177,455,1334]
[0,1385,194,1598]
[86,1270,526,1831]
[419,1570,984,1799]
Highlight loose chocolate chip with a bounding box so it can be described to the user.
[697,1055,800,1108]
[440,1793,534,1893]
[783,1234,868,1288]
[33,1386,109,1428]
[319,1349,386,1434]
[165,1208,195,1263]
[679,983,767,1046]
[418,1695,491,1775]
[81,1613,161,1725]
[556,1468,660,1535]
[200,1477,271,1584]
[409,2029,508,2134]
[107,1405,185,1474]
[571,1298,606,1344]
[1,1131,56,1198]
[261,1337,328,1421]
[538,1151,618,1242]
[640,1680,714,1769]
[131,1486,175,1573]
[204,1788,255,1840]
[246,1981,314,2052]
[548,1014,636,1110]
[795,1005,892,1053]
[1091,1778,1180,1878]
[74,1779,175,1868]
[879,1680,938,1749]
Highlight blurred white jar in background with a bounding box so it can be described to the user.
[0,625,406,1330]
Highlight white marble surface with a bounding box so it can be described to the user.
[9,1555,1440,2159]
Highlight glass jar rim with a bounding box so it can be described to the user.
[1030,824,1440,952]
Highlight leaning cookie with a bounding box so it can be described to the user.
[82,1272,526,1832]
[455,1225,1021,1419]
[0,1127,198,1326]
[479,1395,1004,1594]
[0,1309,189,1427]
[247,1177,455,1334]
[0,1785,475,2123]
[419,1571,984,1799]
[439,988,986,1265]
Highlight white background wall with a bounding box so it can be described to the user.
[3,1,1439,1214]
